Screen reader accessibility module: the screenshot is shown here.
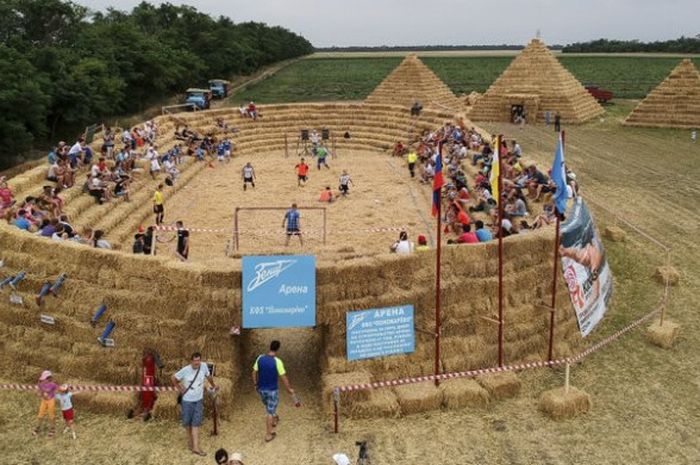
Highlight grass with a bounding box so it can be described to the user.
[229,57,401,104]
[230,56,700,102]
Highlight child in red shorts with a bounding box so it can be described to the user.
[55,384,77,439]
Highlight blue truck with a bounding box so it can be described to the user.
[209,79,231,99]
[185,88,212,110]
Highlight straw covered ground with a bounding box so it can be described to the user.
[140,150,435,266]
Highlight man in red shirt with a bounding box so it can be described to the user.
[456,224,479,244]
[295,158,309,187]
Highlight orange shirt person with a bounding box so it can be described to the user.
[319,186,334,203]
[295,158,310,186]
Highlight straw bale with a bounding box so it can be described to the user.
[394,383,444,415]
[539,386,591,420]
[654,266,680,286]
[78,390,139,418]
[322,371,372,411]
[604,226,627,242]
[476,372,521,400]
[439,378,490,409]
[645,319,680,349]
[347,388,400,419]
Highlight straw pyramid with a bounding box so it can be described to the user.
[470,38,604,123]
[624,59,700,128]
[365,54,462,111]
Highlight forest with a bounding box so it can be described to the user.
[0,0,313,168]
[563,36,700,53]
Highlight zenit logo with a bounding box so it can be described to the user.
[247,259,297,292]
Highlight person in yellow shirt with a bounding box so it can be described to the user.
[406,150,418,178]
[416,234,430,252]
[153,184,164,225]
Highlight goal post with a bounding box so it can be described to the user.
[233,206,327,251]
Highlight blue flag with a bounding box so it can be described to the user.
[551,133,568,215]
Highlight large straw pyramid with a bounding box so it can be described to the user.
[365,54,462,111]
[624,59,700,128]
[470,38,604,123]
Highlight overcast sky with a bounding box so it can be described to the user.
[75,0,698,47]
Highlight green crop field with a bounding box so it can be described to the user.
[230,55,700,103]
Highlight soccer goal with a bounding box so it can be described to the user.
[232,206,327,251]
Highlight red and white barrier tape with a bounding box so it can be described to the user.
[0,384,178,393]
[337,305,661,393]
[154,225,410,234]
[0,308,661,395]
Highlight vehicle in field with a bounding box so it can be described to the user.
[209,79,231,99]
[585,85,614,103]
[185,88,212,110]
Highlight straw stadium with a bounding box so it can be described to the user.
[1,31,698,465]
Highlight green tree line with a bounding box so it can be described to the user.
[0,0,313,169]
[563,36,700,53]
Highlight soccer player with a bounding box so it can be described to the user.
[282,203,303,246]
[338,170,354,197]
[242,162,256,191]
[316,146,330,170]
[295,158,309,187]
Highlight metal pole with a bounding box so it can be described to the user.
[548,215,561,361]
[323,208,327,245]
[234,208,240,251]
[496,135,505,367]
[660,250,670,326]
[150,228,157,256]
[333,388,339,433]
[564,362,571,394]
[548,130,565,361]
[434,150,442,387]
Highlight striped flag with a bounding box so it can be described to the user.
[489,135,500,204]
[432,141,444,217]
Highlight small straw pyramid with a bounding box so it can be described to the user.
[470,38,604,123]
[365,54,462,111]
[624,59,700,128]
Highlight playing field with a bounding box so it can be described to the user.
[141,150,435,266]
[230,55,700,102]
[2,102,699,464]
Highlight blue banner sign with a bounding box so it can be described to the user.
[346,305,415,361]
[242,255,316,328]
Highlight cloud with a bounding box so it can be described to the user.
[74,0,699,47]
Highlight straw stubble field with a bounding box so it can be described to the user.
[1,104,699,465]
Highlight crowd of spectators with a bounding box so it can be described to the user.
[390,119,578,252]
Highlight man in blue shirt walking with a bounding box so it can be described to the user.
[252,340,295,442]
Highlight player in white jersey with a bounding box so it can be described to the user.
[242,162,256,191]
[338,170,354,197]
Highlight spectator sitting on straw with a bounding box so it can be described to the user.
[390,231,413,254]
[416,234,430,252]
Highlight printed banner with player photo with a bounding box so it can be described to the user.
[559,197,614,337]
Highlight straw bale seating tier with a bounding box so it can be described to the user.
[470,38,605,124]
[624,59,700,128]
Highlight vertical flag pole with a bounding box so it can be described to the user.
[496,134,505,368]
[548,130,565,362]
[434,144,443,387]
